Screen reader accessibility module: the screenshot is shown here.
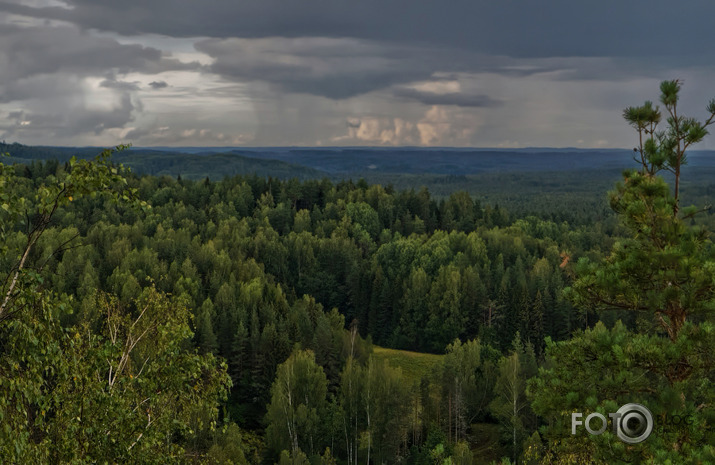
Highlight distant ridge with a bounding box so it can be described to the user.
[3,142,714,179]
[0,142,323,180]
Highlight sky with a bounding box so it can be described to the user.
[2,1,715,148]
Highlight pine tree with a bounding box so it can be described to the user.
[569,79,715,341]
[531,80,715,463]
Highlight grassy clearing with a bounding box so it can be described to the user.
[371,346,443,385]
[372,347,506,463]
[470,423,507,465]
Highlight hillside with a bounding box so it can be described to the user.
[4,142,714,225]
[0,143,324,180]
[372,346,443,385]
[372,346,506,465]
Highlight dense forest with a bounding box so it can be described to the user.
[3,142,714,228]
[1,82,713,464]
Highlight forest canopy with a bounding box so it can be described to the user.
[0,80,713,464]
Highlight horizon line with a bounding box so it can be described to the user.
[2,141,635,151]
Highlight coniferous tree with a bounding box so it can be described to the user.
[531,80,715,464]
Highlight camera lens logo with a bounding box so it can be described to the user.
[613,403,653,444]
[571,403,653,444]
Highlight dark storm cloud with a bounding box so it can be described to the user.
[0,21,198,142]
[148,81,168,89]
[194,37,442,99]
[0,74,79,103]
[3,0,715,59]
[1,77,138,140]
[393,88,501,108]
[0,24,194,83]
[194,36,574,100]
[100,79,141,91]
[3,0,715,147]
[55,92,136,136]
[5,1,702,105]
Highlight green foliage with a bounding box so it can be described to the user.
[0,150,229,463]
[1,145,145,322]
[451,440,473,465]
[265,348,328,459]
[567,167,715,340]
[371,345,442,385]
[529,322,714,464]
[363,356,412,464]
[442,338,499,442]
[206,422,263,464]
[533,81,715,463]
[336,355,414,465]
[569,79,715,340]
[490,334,537,464]
[0,150,595,462]
[276,448,310,465]
[4,117,712,463]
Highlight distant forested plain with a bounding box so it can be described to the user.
[4,142,715,224]
[1,141,713,464]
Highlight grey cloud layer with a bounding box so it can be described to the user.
[194,37,562,101]
[0,24,193,83]
[392,88,500,108]
[2,0,714,147]
[3,75,138,138]
[100,79,141,91]
[4,0,715,60]
[0,22,194,141]
[149,81,168,89]
[195,37,440,99]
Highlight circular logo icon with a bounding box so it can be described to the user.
[615,403,653,444]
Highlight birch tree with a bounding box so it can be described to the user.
[266,349,328,460]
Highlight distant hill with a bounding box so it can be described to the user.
[5,142,715,177]
[229,147,637,174]
[0,143,104,164]
[158,146,715,175]
[114,150,324,180]
[0,143,324,180]
[3,143,713,220]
